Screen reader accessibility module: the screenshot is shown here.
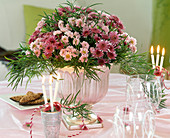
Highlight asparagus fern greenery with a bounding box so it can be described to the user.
[60,90,92,119]
[5,0,166,109]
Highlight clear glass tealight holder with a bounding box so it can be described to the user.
[41,109,62,138]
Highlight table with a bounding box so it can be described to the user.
[0,73,170,138]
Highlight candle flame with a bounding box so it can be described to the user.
[157,45,160,54]
[42,75,45,84]
[162,48,165,56]
[150,46,154,54]
[49,75,53,84]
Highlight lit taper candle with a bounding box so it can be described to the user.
[160,48,165,71]
[150,46,155,68]
[156,45,160,66]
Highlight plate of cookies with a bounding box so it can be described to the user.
[0,91,50,110]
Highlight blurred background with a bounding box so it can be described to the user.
[0,0,169,80]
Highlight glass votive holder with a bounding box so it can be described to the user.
[41,110,62,138]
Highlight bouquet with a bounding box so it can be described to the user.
[7,1,151,90]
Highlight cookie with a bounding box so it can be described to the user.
[24,98,50,105]
[10,95,24,102]
[19,93,43,105]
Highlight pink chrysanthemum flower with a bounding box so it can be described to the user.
[53,30,62,35]
[25,50,31,55]
[94,34,100,42]
[66,46,74,52]
[129,37,137,46]
[97,20,104,28]
[91,27,101,34]
[130,45,137,53]
[88,12,98,19]
[60,49,66,57]
[89,21,95,28]
[44,52,52,59]
[107,51,117,59]
[45,45,54,53]
[38,42,44,50]
[46,36,56,46]
[65,31,74,38]
[74,32,81,39]
[90,47,95,54]
[58,20,64,28]
[35,18,45,30]
[60,27,68,32]
[30,42,37,51]
[80,48,89,55]
[64,52,72,61]
[121,32,128,38]
[96,40,108,52]
[68,17,76,26]
[98,59,105,66]
[108,44,115,52]
[34,38,42,45]
[79,55,88,62]
[82,27,90,37]
[72,49,78,57]
[81,41,89,49]
[56,42,64,50]
[73,38,80,45]
[109,31,119,43]
[101,33,109,40]
[112,15,120,23]
[66,24,72,30]
[76,19,83,27]
[28,37,35,45]
[102,26,109,34]
[61,35,69,44]
[93,49,104,58]
[34,49,41,57]
[118,21,124,30]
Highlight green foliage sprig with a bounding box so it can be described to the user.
[60,90,92,119]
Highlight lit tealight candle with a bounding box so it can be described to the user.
[150,46,155,68]
[156,45,160,67]
[53,73,60,102]
[49,75,54,112]
[160,48,165,71]
[42,75,48,104]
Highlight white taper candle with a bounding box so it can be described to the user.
[49,75,54,112]
[156,45,160,66]
[150,46,155,68]
[53,74,60,102]
[42,75,48,104]
[160,48,165,71]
